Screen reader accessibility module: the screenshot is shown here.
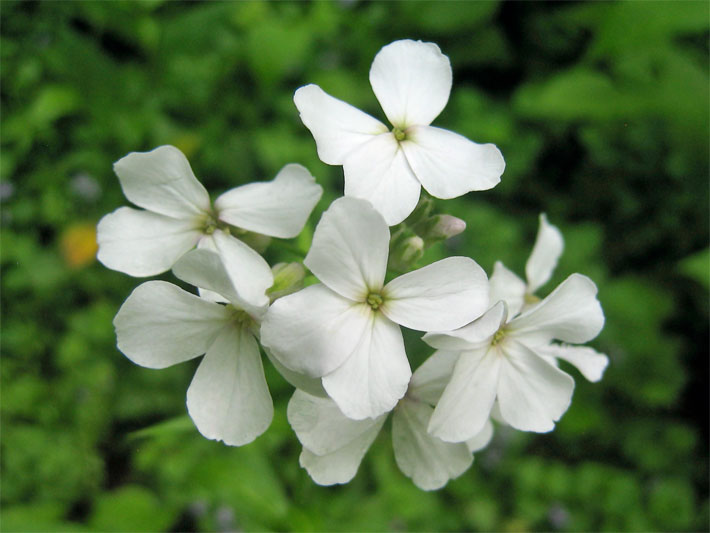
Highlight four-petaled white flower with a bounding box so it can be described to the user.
[113,248,274,446]
[424,271,605,442]
[288,349,494,490]
[488,214,609,382]
[97,145,322,306]
[260,196,490,420]
[294,39,506,226]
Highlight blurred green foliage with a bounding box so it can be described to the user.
[1,1,707,531]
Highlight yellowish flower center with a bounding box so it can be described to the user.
[491,328,506,346]
[393,127,407,142]
[366,292,384,310]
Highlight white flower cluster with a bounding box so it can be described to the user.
[98,40,607,491]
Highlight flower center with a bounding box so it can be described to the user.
[392,127,407,142]
[204,215,218,234]
[225,304,257,333]
[491,328,506,346]
[524,292,541,305]
[366,292,384,310]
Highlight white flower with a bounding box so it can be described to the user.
[97,145,322,307]
[488,214,609,381]
[424,272,605,442]
[294,39,505,226]
[287,349,494,490]
[260,196,489,420]
[113,248,274,446]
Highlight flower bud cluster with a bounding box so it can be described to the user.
[98,40,606,490]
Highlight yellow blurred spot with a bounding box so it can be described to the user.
[60,223,98,268]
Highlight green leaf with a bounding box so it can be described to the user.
[88,486,176,532]
[679,248,709,289]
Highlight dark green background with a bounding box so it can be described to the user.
[1,1,708,531]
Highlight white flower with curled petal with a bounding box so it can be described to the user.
[424,272,605,442]
[294,39,505,226]
[488,214,609,381]
[287,349,494,490]
[97,145,322,307]
[113,248,274,446]
[261,196,490,420]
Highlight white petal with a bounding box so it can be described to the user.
[343,132,422,226]
[402,125,505,199]
[299,418,384,486]
[422,301,506,351]
[369,39,452,128]
[392,398,473,491]
[203,230,273,309]
[187,326,273,446]
[382,257,489,332]
[526,214,564,294]
[172,249,266,319]
[294,84,388,165]
[322,314,410,420]
[215,164,323,238]
[408,350,460,405]
[489,261,526,318]
[497,339,575,432]
[288,390,385,456]
[97,207,202,277]
[114,281,230,369]
[509,273,605,345]
[537,344,609,383]
[466,418,494,453]
[260,284,372,377]
[264,348,328,398]
[305,197,389,300]
[113,145,210,218]
[428,346,500,443]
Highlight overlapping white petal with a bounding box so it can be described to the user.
[294,84,389,165]
[187,325,273,446]
[322,314,411,420]
[394,401,473,490]
[538,344,609,383]
[215,164,322,239]
[260,284,372,377]
[343,134,422,226]
[488,261,526,318]
[288,390,386,486]
[407,349,460,406]
[113,145,211,218]
[466,419,494,453]
[526,214,564,294]
[114,281,231,369]
[370,40,452,128]
[428,346,501,443]
[497,340,575,432]
[393,398,473,491]
[305,197,389,299]
[202,229,273,309]
[510,273,605,345]
[288,390,384,456]
[402,126,505,199]
[382,256,489,331]
[97,207,202,277]
[422,302,506,352]
[172,248,266,318]
[265,348,328,398]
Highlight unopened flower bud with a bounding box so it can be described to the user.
[389,235,424,272]
[268,262,306,301]
[426,214,466,241]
